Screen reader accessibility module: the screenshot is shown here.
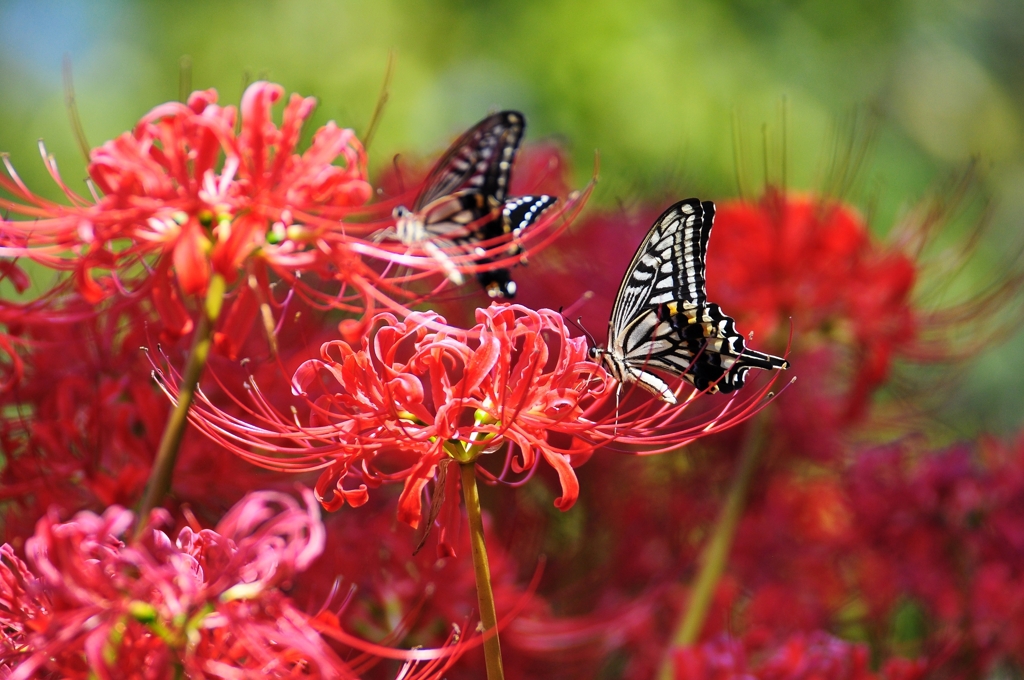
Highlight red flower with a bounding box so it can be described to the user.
[0,81,381,341]
[708,191,916,421]
[164,303,777,533]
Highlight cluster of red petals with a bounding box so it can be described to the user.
[840,438,1024,668]
[0,489,350,678]
[0,81,374,337]
[708,190,916,421]
[671,633,927,680]
[168,303,776,530]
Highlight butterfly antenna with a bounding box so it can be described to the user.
[576,317,598,348]
[562,313,597,348]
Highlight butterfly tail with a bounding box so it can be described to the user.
[736,348,789,371]
[709,348,788,394]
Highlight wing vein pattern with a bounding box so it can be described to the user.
[600,198,788,400]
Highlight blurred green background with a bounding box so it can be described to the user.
[0,0,1022,434]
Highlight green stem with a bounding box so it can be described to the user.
[460,462,504,680]
[134,275,226,540]
[657,415,766,679]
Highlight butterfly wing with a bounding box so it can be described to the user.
[473,194,557,298]
[608,199,788,397]
[408,112,544,296]
[502,195,558,240]
[674,302,788,393]
[609,199,709,339]
[414,111,524,212]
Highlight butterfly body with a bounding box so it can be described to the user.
[390,111,556,298]
[591,199,788,403]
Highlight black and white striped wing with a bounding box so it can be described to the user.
[414,111,524,212]
[606,199,788,398]
[609,199,711,337]
[683,303,789,393]
[403,111,559,299]
[502,195,557,238]
[474,194,557,298]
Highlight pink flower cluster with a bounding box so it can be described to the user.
[0,489,348,678]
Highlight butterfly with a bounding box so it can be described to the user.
[391,111,556,298]
[589,199,789,404]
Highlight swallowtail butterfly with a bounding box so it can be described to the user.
[590,199,789,404]
[392,111,556,298]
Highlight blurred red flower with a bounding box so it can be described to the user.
[671,632,928,680]
[708,190,916,422]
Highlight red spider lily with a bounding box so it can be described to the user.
[158,303,781,533]
[838,438,1024,672]
[0,489,345,678]
[707,190,917,422]
[0,81,386,342]
[492,422,1024,678]
[671,633,928,680]
[641,433,1024,676]
[0,488,466,679]
[708,186,1021,433]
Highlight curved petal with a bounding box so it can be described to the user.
[539,447,580,511]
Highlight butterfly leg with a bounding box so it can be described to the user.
[370,226,398,244]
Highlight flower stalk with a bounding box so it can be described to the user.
[135,274,226,537]
[658,414,766,679]
[460,460,504,680]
